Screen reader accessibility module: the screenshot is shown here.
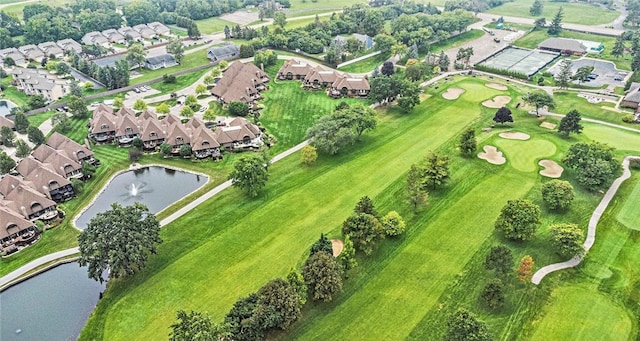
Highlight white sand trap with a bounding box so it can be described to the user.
[540,122,557,130]
[499,132,530,140]
[482,96,512,108]
[486,83,508,91]
[331,239,344,257]
[442,87,465,100]
[539,160,564,178]
[478,145,506,165]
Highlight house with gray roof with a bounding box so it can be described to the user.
[118,27,142,41]
[82,31,109,47]
[9,67,70,101]
[133,24,157,39]
[622,82,640,110]
[18,45,45,63]
[207,44,240,62]
[56,39,83,54]
[538,38,586,56]
[102,29,126,44]
[148,22,170,36]
[0,48,27,67]
[144,54,178,70]
[38,42,64,59]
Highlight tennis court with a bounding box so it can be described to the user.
[478,47,559,76]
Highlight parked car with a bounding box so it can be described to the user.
[134,88,141,93]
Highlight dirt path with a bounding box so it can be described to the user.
[532,156,639,285]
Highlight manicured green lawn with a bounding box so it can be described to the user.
[195,17,237,34]
[2,0,71,19]
[552,91,636,128]
[148,68,210,96]
[285,0,363,17]
[493,138,556,172]
[26,110,55,127]
[1,76,29,107]
[427,29,485,55]
[261,81,363,153]
[130,52,211,85]
[513,30,632,71]
[582,123,640,153]
[487,0,619,25]
[338,52,390,74]
[616,179,640,230]
[530,285,633,340]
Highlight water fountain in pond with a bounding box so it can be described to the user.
[130,183,138,196]
[124,182,151,198]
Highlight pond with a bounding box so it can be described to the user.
[0,262,106,341]
[75,166,207,230]
[0,99,17,117]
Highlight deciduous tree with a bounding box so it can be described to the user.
[169,310,229,341]
[301,144,317,165]
[484,245,513,280]
[550,223,585,258]
[228,101,249,117]
[302,251,343,302]
[407,164,428,212]
[126,43,146,69]
[0,151,15,174]
[14,139,31,158]
[337,235,357,272]
[445,308,492,341]
[167,37,184,63]
[517,255,534,282]
[556,59,572,89]
[493,106,513,124]
[530,0,543,15]
[342,213,384,255]
[12,109,29,134]
[459,128,477,156]
[0,126,14,147]
[78,202,162,283]
[558,109,583,137]
[381,61,395,76]
[523,91,555,116]
[180,105,194,118]
[69,96,90,119]
[423,151,450,189]
[156,102,170,115]
[133,99,147,111]
[563,142,620,190]
[27,126,45,145]
[541,179,574,210]
[229,154,269,197]
[381,211,406,237]
[495,199,541,241]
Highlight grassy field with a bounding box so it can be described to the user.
[148,68,210,96]
[552,91,636,128]
[487,0,619,25]
[493,138,556,172]
[616,179,640,230]
[427,29,485,55]
[131,52,211,85]
[337,52,389,74]
[513,30,632,71]
[284,0,362,17]
[195,17,237,34]
[26,110,55,127]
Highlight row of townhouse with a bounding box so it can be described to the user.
[277,59,370,98]
[0,39,82,66]
[8,67,71,102]
[0,132,99,255]
[88,104,264,158]
[82,22,171,47]
[210,61,270,109]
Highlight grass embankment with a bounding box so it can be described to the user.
[1,76,29,107]
[337,52,389,74]
[148,68,210,96]
[552,91,636,128]
[26,110,55,127]
[130,52,211,85]
[284,0,361,17]
[513,30,632,71]
[427,29,485,55]
[487,0,618,25]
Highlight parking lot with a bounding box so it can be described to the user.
[549,58,628,88]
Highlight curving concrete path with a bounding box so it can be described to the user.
[532,156,639,285]
[0,140,309,290]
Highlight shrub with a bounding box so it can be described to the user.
[541,180,574,210]
[381,211,406,237]
[622,114,637,123]
[550,223,585,258]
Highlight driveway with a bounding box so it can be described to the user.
[549,58,627,88]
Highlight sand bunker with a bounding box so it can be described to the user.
[442,87,465,100]
[331,239,344,257]
[538,160,564,178]
[540,122,557,130]
[499,132,530,140]
[486,83,508,91]
[478,145,506,165]
[482,96,512,108]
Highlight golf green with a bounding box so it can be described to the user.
[494,138,557,172]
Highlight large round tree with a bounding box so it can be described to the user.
[78,202,162,283]
[495,199,541,241]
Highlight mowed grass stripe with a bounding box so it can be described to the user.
[295,171,534,340]
[99,96,478,340]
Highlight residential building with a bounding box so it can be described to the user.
[191,126,221,159]
[353,34,374,50]
[46,132,98,166]
[537,38,587,56]
[148,22,170,36]
[331,75,370,98]
[118,27,142,42]
[303,66,340,89]
[0,48,26,67]
[211,61,270,107]
[213,117,263,151]
[140,117,166,150]
[114,114,141,145]
[9,67,70,102]
[56,39,83,54]
[102,29,126,44]
[133,24,157,39]
[0,116,15,131]
[144,54,178,70]
[0,205,38,255]
[0,175,58,221]
[207,44,240,62]
[16,157,76,202]
[277,58,314,80]
[622,82,640,109]
[31,144,84,179]
[81,31,109,47]
[18,45,45,63]
[37,42,65,59]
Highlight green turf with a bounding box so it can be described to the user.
[130,52,211,85]
[487,0,619,25]
[427,29,486,55]
[513,30,633,71]
[148,68,209,96]
[26,110,55,128]
[285,0,364,17]
[530,285,633,340]
[616,179,640,230]
[195,17,237,34]
[582,123,640,153]
[552,92,636,128]
[494,138,557,172]
[337,52,390,74]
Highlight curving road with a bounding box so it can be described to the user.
[532,156,639,285]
